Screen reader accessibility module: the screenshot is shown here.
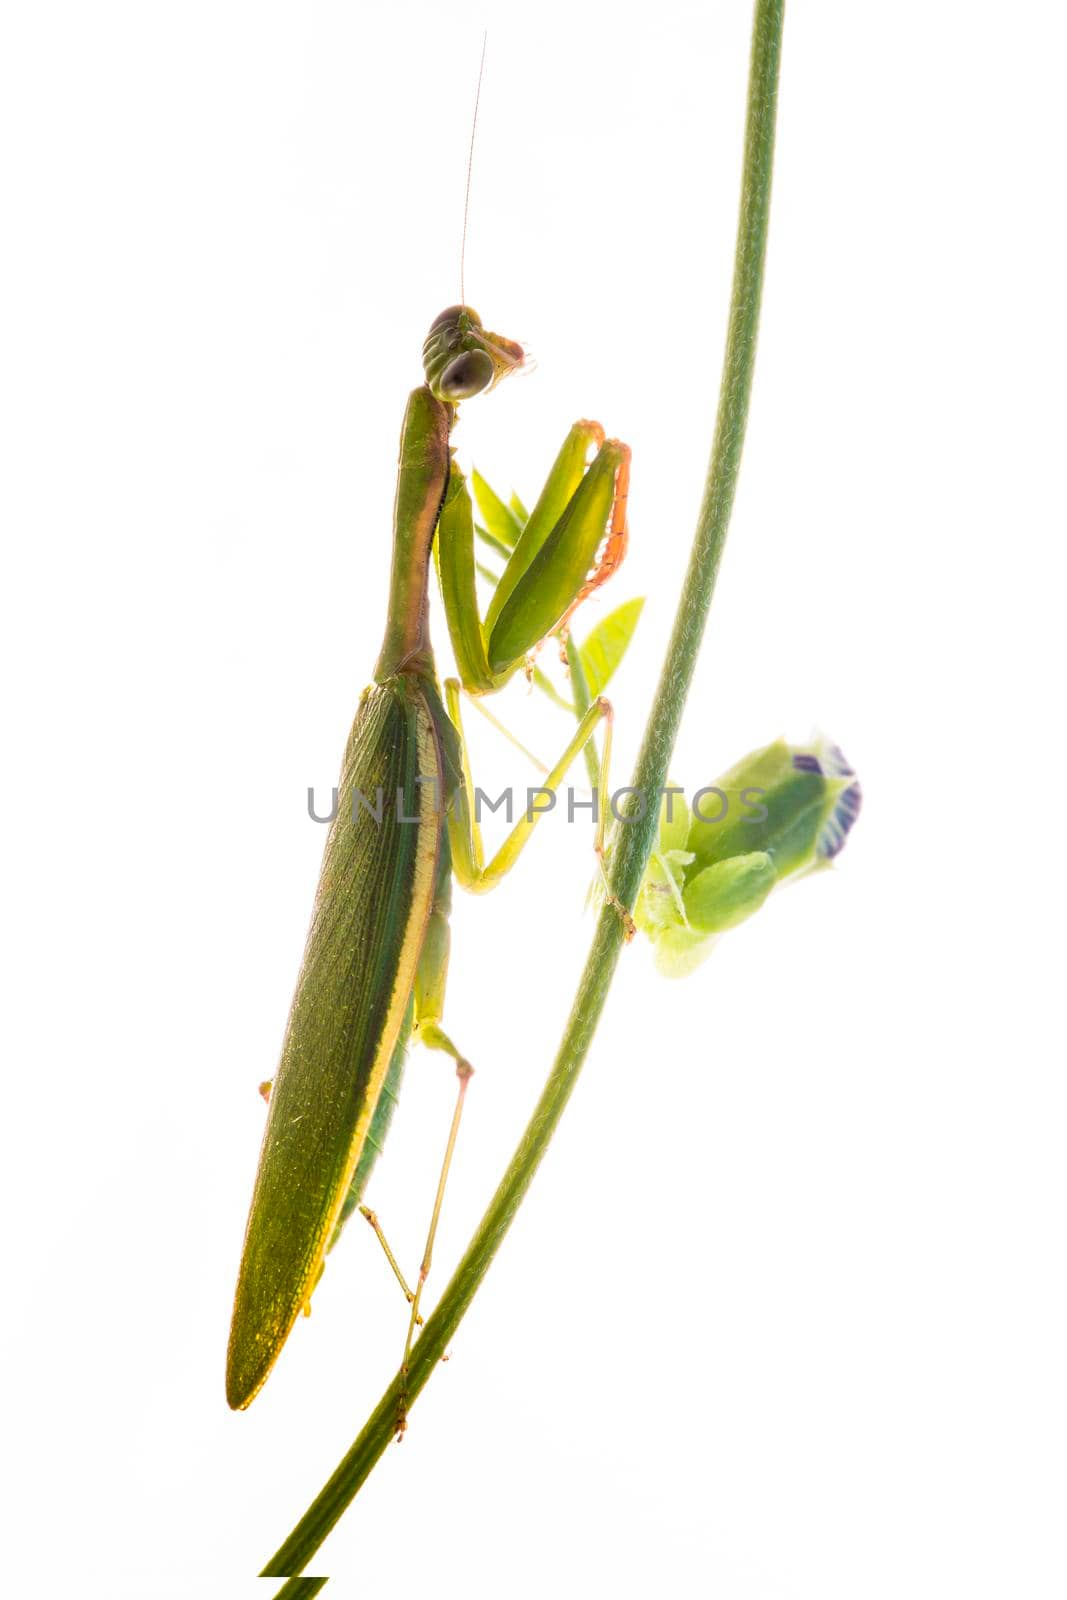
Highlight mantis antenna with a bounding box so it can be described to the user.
[460,31,488,311]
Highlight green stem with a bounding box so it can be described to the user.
[264,1,784,1581]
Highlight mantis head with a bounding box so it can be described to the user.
[423,305,524,402]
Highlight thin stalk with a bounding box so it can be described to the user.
[567,639,601,789]
[272,1577,329,1599]
[264,1,784,1580]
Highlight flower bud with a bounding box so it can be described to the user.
[631,735,860,977]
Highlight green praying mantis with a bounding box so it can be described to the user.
[226,312,863,1425]
[226,305,633,1415]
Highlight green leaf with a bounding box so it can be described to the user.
[577,597,645,698]
[474,522,512,560]
[531,667,575,714]
[472,469,523,550]
[509,490,529,524]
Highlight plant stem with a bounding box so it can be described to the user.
[263,1,784,1580]
[272,1578,329,1599]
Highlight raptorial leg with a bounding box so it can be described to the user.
[483,431,631,674]
[557,443,630,635]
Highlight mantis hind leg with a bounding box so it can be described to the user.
[393,867,474,1437]
[412,876,471,1075]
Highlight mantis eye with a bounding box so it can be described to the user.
[438,349,495,400]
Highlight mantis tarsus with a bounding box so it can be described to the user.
[226,304,633,1417]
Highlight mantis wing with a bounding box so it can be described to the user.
[226,678,442,1410]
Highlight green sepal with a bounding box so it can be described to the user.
[633,849,692,937]
[657,784,692,855]
[687,737,849,879]
[625,784,692,939]
[651,925,719,980]
[682,850,776,933]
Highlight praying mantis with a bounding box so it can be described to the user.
[226,305,633,1415]
[231,10,859,1579]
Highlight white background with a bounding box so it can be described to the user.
[3,3,1066,1596]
